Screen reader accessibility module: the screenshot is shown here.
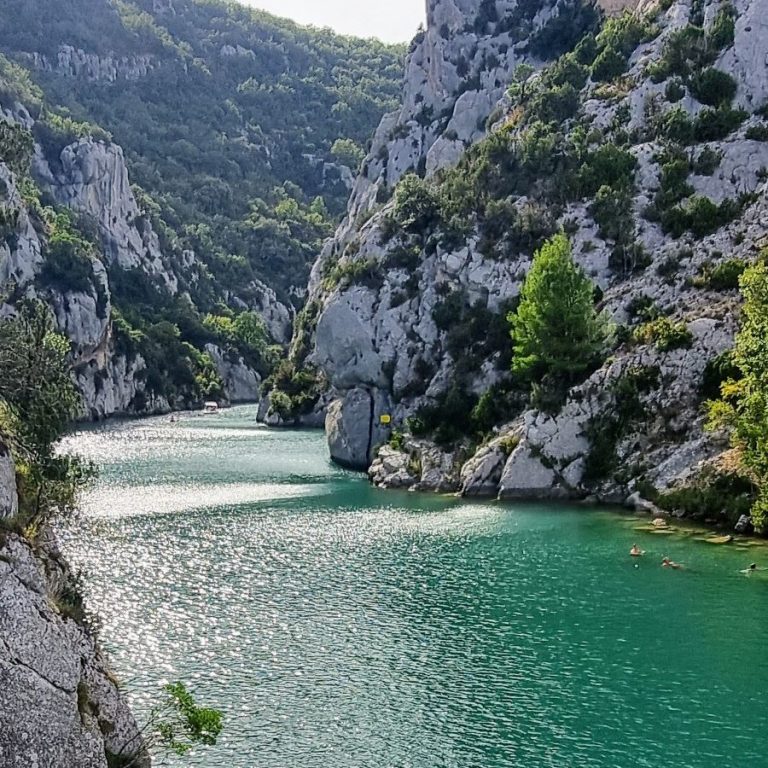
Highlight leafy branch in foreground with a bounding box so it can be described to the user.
[110,682,223,767]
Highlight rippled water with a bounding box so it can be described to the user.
[59,405,768,768]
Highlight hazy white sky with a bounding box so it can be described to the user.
[243,0,426,43]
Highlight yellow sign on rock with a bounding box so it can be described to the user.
[380,414,392,425]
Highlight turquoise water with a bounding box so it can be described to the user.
[59,405,768,768]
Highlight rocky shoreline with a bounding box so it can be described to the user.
[0,447,148,768]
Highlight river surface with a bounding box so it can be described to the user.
[59,405,768,768]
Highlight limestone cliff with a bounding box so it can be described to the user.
[0,98,270,415]
[0,448,148,767]
[298,0,768,527]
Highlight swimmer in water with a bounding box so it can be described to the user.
[741,563,765,575]
[630,544,645,557]
[661,557,683,569]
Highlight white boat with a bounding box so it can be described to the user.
[203,401,220,414]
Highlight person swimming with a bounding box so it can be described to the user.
[741,563,765,575]
[661,557,683,569]
[630,544,645,557]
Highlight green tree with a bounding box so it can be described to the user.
[708,260,768,532]
[0,300,93,531]
[330,138,365,169]
[508,234,609,404]
[507,63,535,103]
[392,173,440,233]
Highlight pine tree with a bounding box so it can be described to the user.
[508,234,609,402]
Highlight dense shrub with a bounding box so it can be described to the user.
[591,47,627,82]
[708,3,736,50]
[665,78,686,103]
[527,82,581,125]
[0,119,34,176]
[633,317,693,351]
[391,174,441,234]
[746,123,768,141]
[656,106,695,144]
[0,300,92,531]
[654,152,693,209]
[323,257,383,291]
[38,209,97,296]
[577,144,637,197]
[589,12,656,82]
[696,257,747,291]
[647,25,706,81]
[692,146,722,175]
[689,68,737,106]
[330,138,365,170]
[706,260,768,531]
[591,184,635,246]
[694,105,747,141]
[661,194,746,237]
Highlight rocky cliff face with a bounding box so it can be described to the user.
[0,448,148,767]
[299,0,768,523]
[0,98,269,416]
[27,45,157,83]
[37,138,179,293]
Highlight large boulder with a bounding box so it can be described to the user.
[326,388,391,469]
[498,441,572,500]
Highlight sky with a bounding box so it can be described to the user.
[243,0,426,43]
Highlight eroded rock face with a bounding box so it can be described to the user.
[326,388,391,469]
[1,100,268,420]
[298,0,768,508]
[0,458,148,768]
[205,344,262,404]
[304,0,603,466]
[0,445,17,519]
[0,444,149,768]
[0,535,149,768]
[28,45,156,82]
[36,139,178,293]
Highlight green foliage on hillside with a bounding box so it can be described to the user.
[633,316,692,351]
[707,259,768,533]
[0,301,94,535]
[0,0,404,304]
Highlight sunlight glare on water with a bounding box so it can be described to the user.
[59,405,768,768]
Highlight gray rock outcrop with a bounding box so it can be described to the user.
[28,46,156,82]
[0,448,148,767]
[205,344,261,403]
[36,139,178,293]
[294,0,768,515]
